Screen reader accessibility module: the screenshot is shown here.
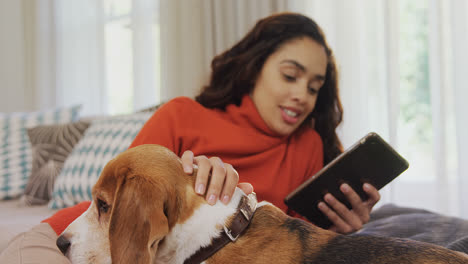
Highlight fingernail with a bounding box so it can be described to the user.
[222,195,230,204]
[341,183,350,192]
[184,164,193,173]
[208,194,217,205]
[325,194,333,203]
[363,183,371,190]
[196,184,205,194]
[318,202,326,210]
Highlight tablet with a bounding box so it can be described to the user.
[284,132,409,229]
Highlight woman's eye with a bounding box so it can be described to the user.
[308,80,324,95]
[283,74,296,82]
[97,199,109,214]
[308,87,319,95]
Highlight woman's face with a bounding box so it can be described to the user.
[250,37,327,136]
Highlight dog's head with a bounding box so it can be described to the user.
[56,144,204,264]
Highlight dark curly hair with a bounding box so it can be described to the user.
[195,12,343,165]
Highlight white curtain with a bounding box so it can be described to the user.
[25,0,106,115]
[450,0,468,218]
[159,0,289,100]
[28,0,158,116]
[54,0,107,116]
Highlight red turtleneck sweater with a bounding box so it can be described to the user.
[43,95,324,235]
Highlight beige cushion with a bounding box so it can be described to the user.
[20,121,91,205]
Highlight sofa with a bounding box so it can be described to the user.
[1,104,468,255]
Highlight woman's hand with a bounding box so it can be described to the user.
[181,150,253,205]
[318,183,380,234]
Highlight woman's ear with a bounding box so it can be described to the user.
[109,174,169,264]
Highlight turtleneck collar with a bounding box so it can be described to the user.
[222,95,291,139]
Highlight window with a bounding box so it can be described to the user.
[394,0,459,215]
[398,0,432,182]
[103,0,160,115]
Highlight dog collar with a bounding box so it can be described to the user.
[184,192,258,264]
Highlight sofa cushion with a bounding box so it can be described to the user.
[20,121,91,205]
[49,112,152,209]
[0,106,81,200]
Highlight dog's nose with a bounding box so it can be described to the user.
[56,235,71,255]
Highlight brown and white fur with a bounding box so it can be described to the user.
[57,144,468,264]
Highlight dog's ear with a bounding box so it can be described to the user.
[161,165,190,229]
[109,171,170,264]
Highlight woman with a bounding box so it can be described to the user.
[0,12,380,263]
[142,12,379,232]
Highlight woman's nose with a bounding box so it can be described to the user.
[291,83,309,103]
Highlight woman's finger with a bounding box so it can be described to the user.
[204,157,226,205]
[323,193,362,232]
[193,155,210,196]
[237,182,254,195]
[340,184,368,223]
[318,201,352,234]
[181,150,194,174]
[219,164,239,204]
[363,183,381,208]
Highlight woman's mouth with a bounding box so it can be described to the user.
[281,107,300,125]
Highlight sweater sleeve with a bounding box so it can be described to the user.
[42,201,92,235]
[304,130,324,183]
[286,130,324,221]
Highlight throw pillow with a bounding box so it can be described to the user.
[0,106,81,200]
[49,111,152,209]
[20,121,91,205]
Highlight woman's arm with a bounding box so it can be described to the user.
[130,98,250,205]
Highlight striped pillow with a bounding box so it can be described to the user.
[0,106,81,200]
[20,121,91,205]
[49,112,152,209]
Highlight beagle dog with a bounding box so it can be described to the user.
[56,144,468,264]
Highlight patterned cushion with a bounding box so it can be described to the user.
[49,112,152,209]
[0,106,81,200]
[20,121,91,205]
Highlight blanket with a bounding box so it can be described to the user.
[356,204,468,254]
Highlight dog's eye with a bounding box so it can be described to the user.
[151,239,162,250]
[97,198,109,214]
[151,240,157,249]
